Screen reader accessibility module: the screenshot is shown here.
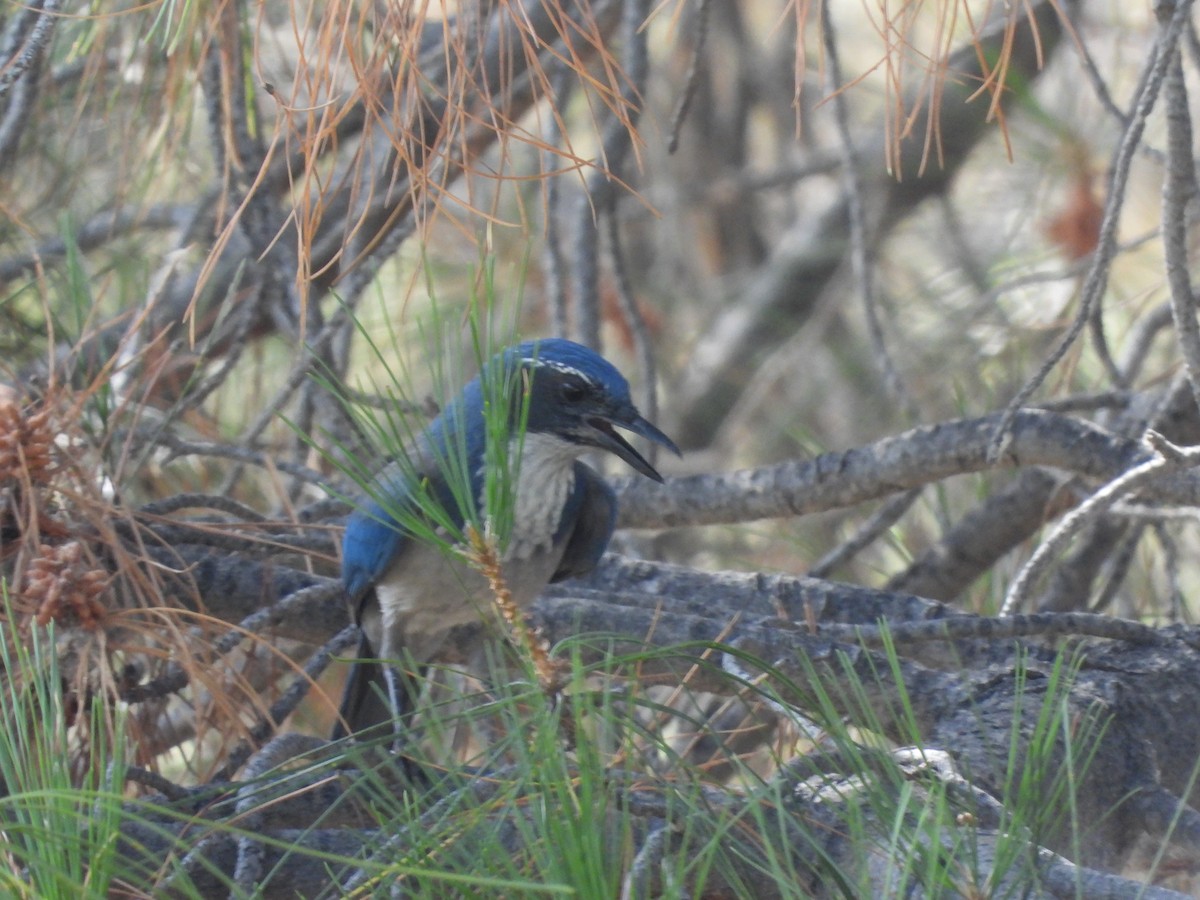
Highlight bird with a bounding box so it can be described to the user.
[333,338,679,740]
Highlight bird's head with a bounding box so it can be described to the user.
[496,339,680,482]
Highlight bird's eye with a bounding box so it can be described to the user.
[560,382,587,403]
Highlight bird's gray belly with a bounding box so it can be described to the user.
[370,537,561,663]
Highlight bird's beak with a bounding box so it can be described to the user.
[587,411,681,483]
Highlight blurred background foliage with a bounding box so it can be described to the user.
[9,1,1200,894]
[0,0,1188,769]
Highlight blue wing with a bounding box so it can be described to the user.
[337,483,419,739]
[341,454,463,609]
[336,399,481,740]
[551,462,617,582]
[341,497,409,606]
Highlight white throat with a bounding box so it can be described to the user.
[492,432,580,561]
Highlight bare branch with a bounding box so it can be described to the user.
[615,410,1151,530]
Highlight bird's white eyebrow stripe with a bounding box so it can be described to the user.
[525,358,598,383]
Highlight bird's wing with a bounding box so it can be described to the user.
[550,462,617,583]
[336,451,465,737]
[336,459,423,724]
[341,495,411,617]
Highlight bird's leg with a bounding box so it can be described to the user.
[380,660,431,784]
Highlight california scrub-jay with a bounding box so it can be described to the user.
[334,338,678,738]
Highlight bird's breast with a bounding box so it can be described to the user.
[373,522,565,657]
[368,433,580,657]
[502,433,579,562]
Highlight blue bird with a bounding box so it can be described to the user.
[334,338,679,739]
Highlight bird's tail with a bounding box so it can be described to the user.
[331,629,414,740]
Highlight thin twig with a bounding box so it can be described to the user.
[666,0,712,154]
[119,580,344,704]
[123,765,194,801]
[137,493,269,522]
[0,53,39,167]
[1033,391,1132,413]
[821,0,917,421]
[150,431,331,486]
[808,488,923,579]
[989,0,1194,461]
[1068,13,1132,129]
[1153,520,1185,623]
[1087,291,1126,389]
[1001,431,1200,615]
[0,203,190,282]
[1120,302,1175,382]
[570,0,649,350]
[0,0,60,166]
[605,191,660,462]
[212,626,358,782]
[0,0,59,97]
[1086,525,1144,616]
[1160,42,1200,413]
[543,70,574,338]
